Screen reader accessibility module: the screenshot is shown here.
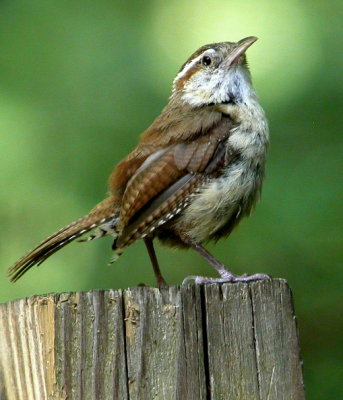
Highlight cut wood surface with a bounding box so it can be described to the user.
[0,279,305,400]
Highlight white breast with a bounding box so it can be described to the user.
[174,100,269,243]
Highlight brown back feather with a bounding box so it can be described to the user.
[114,116,235,250]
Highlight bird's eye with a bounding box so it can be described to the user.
[202,55,212,66]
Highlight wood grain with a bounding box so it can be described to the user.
[0,280,305,400]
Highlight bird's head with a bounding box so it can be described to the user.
[172,37,258,109]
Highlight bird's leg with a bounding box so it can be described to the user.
[144,237,168,288]
[181,237,270,284]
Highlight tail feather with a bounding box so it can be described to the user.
[8,213,117,282]
[78,219,119,243]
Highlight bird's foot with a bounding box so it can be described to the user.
[182,268,270,285]
[156,277,169,289]
[137,281,168,289]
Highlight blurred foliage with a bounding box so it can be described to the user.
[0,1,342,398]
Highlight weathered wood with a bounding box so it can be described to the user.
[204,280,305,400]
[0,279,305,400]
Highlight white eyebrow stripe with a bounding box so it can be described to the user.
[173,48,216,84]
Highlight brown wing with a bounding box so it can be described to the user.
[115,117,235,249]
[140,103,225,146]
[109,145,158,195]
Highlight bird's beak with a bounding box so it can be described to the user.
[224,36,258,67]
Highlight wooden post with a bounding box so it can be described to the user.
[0,279,305,400]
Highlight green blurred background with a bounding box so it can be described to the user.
[1,0,342,398]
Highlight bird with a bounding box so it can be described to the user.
[8,36,269,287]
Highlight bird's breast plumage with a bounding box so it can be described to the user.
[171,102,269,244]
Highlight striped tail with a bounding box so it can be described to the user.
[8,199,119,282]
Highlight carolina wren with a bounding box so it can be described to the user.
[9,36,269,286]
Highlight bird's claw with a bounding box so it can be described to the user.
[182,270,270,285]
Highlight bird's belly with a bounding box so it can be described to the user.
[174,160,263,243]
